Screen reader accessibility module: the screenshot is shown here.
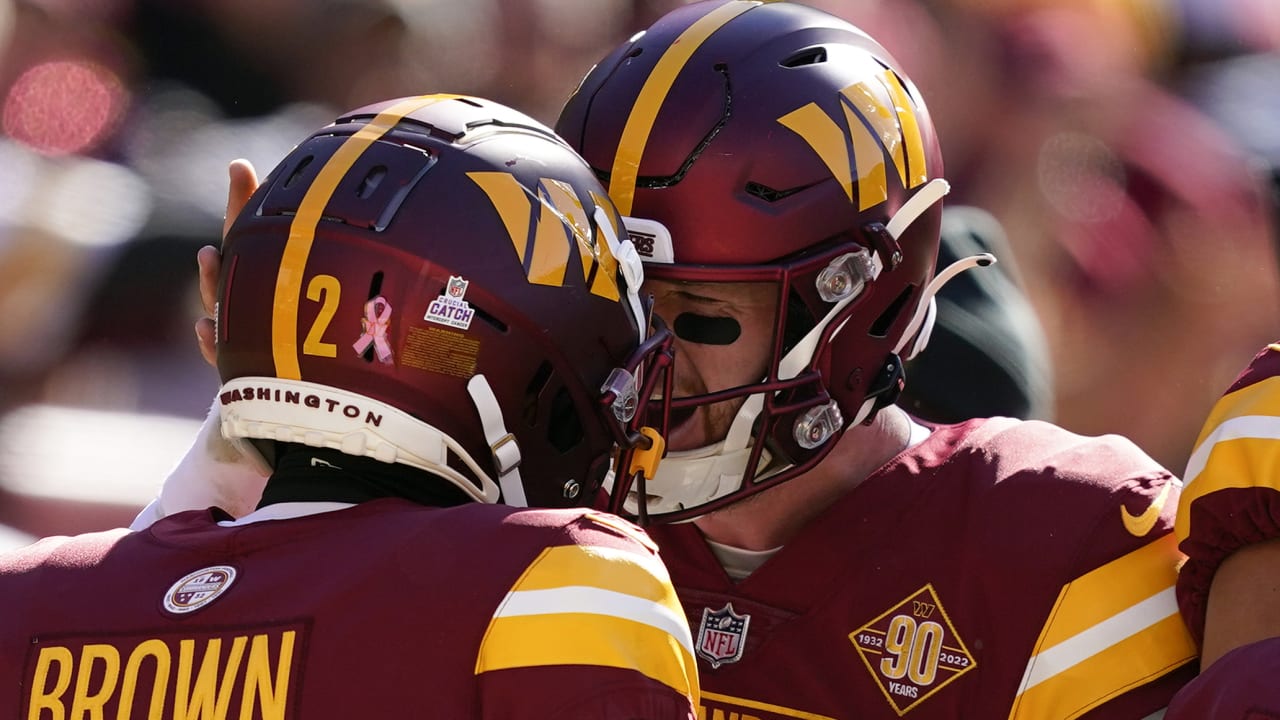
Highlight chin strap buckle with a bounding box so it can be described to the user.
[627,427,666,481]
[862,353,906,425]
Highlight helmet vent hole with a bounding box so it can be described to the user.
[781,47,827,68]
[469,303,507,333]
[869,287,914,339]
[745,181,807,203]
[523,361,554,427]
[356,165,387,199]
[547,386,584,453]
[283,155,315,189]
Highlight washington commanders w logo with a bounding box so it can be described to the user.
[777,67,929,211]
[466,172,623,301]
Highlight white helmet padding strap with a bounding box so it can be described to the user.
[893,252,997,358]
[597,206,648,349]
[466,374,526,507]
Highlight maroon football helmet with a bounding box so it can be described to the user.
[216,94,673,509]
[558,1,963,521]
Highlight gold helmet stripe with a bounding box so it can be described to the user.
[271,94,460,379]
[607,0,759,216]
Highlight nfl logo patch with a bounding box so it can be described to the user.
[447,275,469,298]
[696,602,750,668]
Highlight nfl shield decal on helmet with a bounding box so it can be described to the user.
[446,275,469,298]
[697,602,751,668]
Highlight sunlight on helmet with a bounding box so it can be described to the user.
[216,94,675,511]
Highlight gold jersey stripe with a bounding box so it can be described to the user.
[1189,373,1280,453]
[1008,612,1194,720]
[271,94,458,379]
[1177,373,1280,539]
[1009,534,1195,719]
[476,611,698,700]
[607,0,759,216]
[1032,534,1183,648]
[507,544,679,606]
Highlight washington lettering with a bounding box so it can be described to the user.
[220,386,384,426]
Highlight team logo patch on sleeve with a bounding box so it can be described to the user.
[696,602,751,668]
[162,565,238,615]
[849,584,976,714]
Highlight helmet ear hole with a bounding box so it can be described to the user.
[547,386,584,453]
[522,361,554,426]
[869,287,915,339]
[782,292,816,356]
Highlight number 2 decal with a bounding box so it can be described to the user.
[303,274,340,357]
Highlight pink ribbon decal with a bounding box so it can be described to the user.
[353,296,394,364]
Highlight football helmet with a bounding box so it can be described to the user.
[216,94,673,509]
[558,1,984,521]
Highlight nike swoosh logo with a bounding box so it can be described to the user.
[1121,480,1174,537]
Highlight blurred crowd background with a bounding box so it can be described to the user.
[0,0,1277,549]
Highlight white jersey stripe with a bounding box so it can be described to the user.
[495,585,695,656]
[1183,414,1280,487]
[1016,587,1179,694]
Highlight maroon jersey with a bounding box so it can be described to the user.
[0,498,698,718]
[1176,343,1280,643]
[1166,637,1280,719]
[649,417,1196,719]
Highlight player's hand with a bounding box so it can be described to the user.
[196,159,260,367]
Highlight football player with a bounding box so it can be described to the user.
[156,2,1200,717]
[1165,342,1280,717]
[552,1,1197,717]
[0,95,698,718]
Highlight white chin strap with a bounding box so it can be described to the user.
[637,178,961,518]
[466,374,526,507]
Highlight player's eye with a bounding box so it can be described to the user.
[673,313,741,345]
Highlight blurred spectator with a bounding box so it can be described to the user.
[817,0,1280,472]
[0,0,696,538]
[1,0,1275,536]
[901,205,1054,423]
